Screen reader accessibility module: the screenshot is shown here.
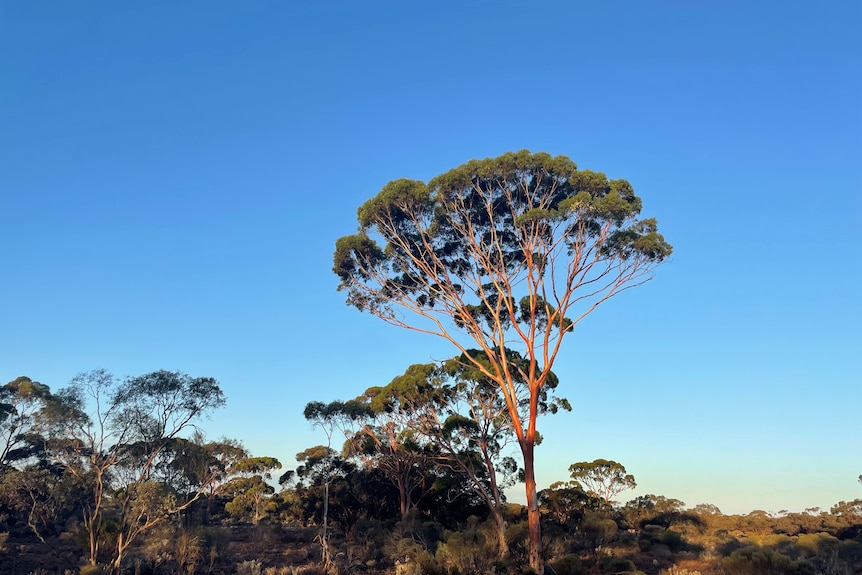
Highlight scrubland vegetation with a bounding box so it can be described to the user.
[1,373,860,575]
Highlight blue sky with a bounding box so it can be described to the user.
[1,1,860,515]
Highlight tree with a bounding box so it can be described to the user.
[37,369,225,573]
[222,456,282,524]
[344,396,438,520]
[0,376,52,469]
[368,359,515,556]
[302,400,368,572]
[364,352,569,558]
[302,397,440,522]
[567,459,636,505]
[622,494,686,529]
[171,434,248,521]
[284,447,400,558]
[112,370,225,572]
[0,462,83,542]
[333,150,672,571]
[37,369,128,568]
[539,481,601,533]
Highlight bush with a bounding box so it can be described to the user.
[723,545,807,575]
[638,525,686,554]
[660,566,701,575]
[602,557,636,574]
[505,521,530,561]
[582,514,618,549]
[436,523,499,575]
[236,559,262,575]
[796,533,839,558]
[554,554,585,575]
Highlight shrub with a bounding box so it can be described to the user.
[638,525,687,554]
[236,559,262,575]
[602,557,636,574]
[660,565,701,575]
[436,525,499,575]
[796,533,839,558]
[505,521,530,561]
[723,545,806,575]
[582,514,618,549]
[554,554,585,575]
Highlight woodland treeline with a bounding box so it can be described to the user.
[1,371,861,575]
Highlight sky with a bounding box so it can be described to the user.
[1,1,860,516]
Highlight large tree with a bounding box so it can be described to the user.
[333,150,671,571]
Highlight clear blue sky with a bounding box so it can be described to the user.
[2,1,860,515]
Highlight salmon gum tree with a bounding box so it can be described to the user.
[333,150,672,572]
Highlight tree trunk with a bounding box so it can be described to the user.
[398,477,408,518]
[84,511,99,566]
[111,532,125,575]
[522,437,543,574]
[322,480,331,571]
[492,506,509,558]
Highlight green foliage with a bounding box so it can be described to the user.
[539,482,601,532]
[335,150,671,324]
[219,456,282,524]
[223,476,278,523]
[0,376,53,467]
[554,554,586,575]
[567,459,636,504]
[231,456,282,478]
[113,370,226,443]
[581,513,619,551]
[31,368,227,572]
[357,178,432,230]
[622,494,686,529]
[722,545,812,575]
[504,521,531,560]
[333,235,386,284]
[638,525,686,554]
[795,532,839,557]
[601,556,637,574]
[303,399,372,424]
[435,519,501,575]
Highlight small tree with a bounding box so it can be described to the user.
[160,433,248,522]
[364,352,569,558]
[222,456,282,524]
[334,150,672,571]
[567,459,636,506]
[344,401,438,520]
[0,376,53,469]
[302,400,369,571]
[38,369,127,567]
[539,481,601,533]
[38,369,225,572]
